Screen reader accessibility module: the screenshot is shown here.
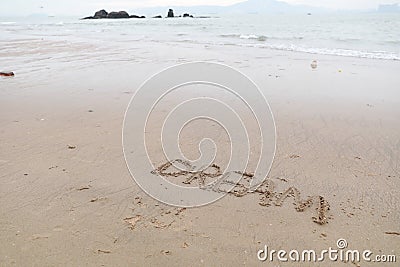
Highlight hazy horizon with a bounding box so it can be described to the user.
[0,0,399,16]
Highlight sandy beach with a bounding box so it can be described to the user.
[1,35,400,266]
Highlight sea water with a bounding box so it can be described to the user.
[1,13,399,72]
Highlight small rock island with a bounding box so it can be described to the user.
[167,9,174,18]
[82,9,195,20]
[166,9,194,18]
[82,9,145,19]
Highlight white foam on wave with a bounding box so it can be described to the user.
[239,34,267,41]
[244,43,400,60]
[240,34,258,39]
[216,33,399,60]
[221,33,302,42]
[220,33,267,41]
[0,21,17,25]
[174,37,400,60]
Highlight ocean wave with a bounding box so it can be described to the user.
[250,43,400,60]
[219,33,306,42]
[219,33,267,41]
[240,34,267,41]
[0,21,17,25]
[172,36,399,60]
[333,37,362,42]
[216,33,398,60]
[382,40,400,45]
[219,34,241,38]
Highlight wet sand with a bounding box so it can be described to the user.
[0,42,399,266]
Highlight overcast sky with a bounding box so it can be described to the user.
[0,0,398,16]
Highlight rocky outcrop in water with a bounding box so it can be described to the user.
[129,15,146,18]
[167,9,174,17]
[94,9,108,18]
[82,9,198,20]
[107,11,129,18]
[82,10,145,19]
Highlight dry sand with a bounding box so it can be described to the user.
[0,42,399,266]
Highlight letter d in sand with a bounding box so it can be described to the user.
[257,245,268,261]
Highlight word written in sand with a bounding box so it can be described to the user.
[152,159,330,225]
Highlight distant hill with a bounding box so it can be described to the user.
[225,0,321,13]
[378,3,400,12]
[135,0,327,16]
